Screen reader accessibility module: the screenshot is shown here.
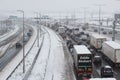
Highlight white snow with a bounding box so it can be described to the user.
[28,27,67,80]
[74,45,91,54]
[90,33,106,39]
[104,41,120,49]
[0,25,19,42]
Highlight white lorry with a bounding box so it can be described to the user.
[58,27,66,39]
[90,34,106,49]
[58,27,65,34]
[102,41,120,67]
[73,45,92,79]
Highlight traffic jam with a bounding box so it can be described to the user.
[57,25,119,80]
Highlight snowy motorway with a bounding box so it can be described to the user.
[0,24,37,80]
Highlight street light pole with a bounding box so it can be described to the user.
[17,10,25,73]
[84,8,86,24]
[39,13,41,37]
[112,20,116,41]
[98,6,101,34]
[34,12,40,47]
[94,4,105,35]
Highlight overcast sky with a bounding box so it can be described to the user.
[0,0,120,17]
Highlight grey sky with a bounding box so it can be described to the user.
[0,0,120,17]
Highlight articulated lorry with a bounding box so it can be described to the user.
[58,27,66,39]
[102,41,120,67]
[90,34,106,50]
[73,45,92,79]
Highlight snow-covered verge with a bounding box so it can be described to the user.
[0,24,38,80]
[27,27,74,80]
[0,25,19,42]
[8,31,44,80]
[27,27,51,80]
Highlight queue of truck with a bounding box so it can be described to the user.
[58,26,120,80]
[73,45,92,79]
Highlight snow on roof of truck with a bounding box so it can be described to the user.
[104,41,120,49]
[89,78,116,80]
[74,45,91,54]
[104,65,111,68]
[59,26,65,28]
[91,34,106,39]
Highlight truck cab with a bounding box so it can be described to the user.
[93,56,102,66]
[73,45,93,79]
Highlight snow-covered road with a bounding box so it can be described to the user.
[28,27,73,80]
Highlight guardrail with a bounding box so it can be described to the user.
[42,27,51,80]
[23,34,44,80]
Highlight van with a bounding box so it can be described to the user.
[93,56,102,66]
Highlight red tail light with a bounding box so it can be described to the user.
[86,68,92,73]
[78,69,84,74]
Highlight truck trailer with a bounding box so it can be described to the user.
[58,27,66,39]
[73,45,92,79]
[102,41,120,67]
[58,26,65,34]
[90,34,106,50]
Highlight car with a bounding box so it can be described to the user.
[103,31,107,34]
[89,49,96,57]
[93,56,102,66]
[94,29,98,32]
[66,39,72,46]
[16,42,22,48]
[80,31,84,35]
[101,65,113,78]
[101,28,104,31]
[109,31,112,34]
[81,35,88,41]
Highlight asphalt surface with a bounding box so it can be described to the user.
[0,46,21,71]
[0,25,32,71]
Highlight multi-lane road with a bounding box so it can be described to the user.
[0,21,120,80]
[0,25,32,71]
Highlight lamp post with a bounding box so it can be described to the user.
[94,4,105,34]
[39,13,41,37]
[17,10,25,73]
[34,12,40,47]
[84,8,86,25]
